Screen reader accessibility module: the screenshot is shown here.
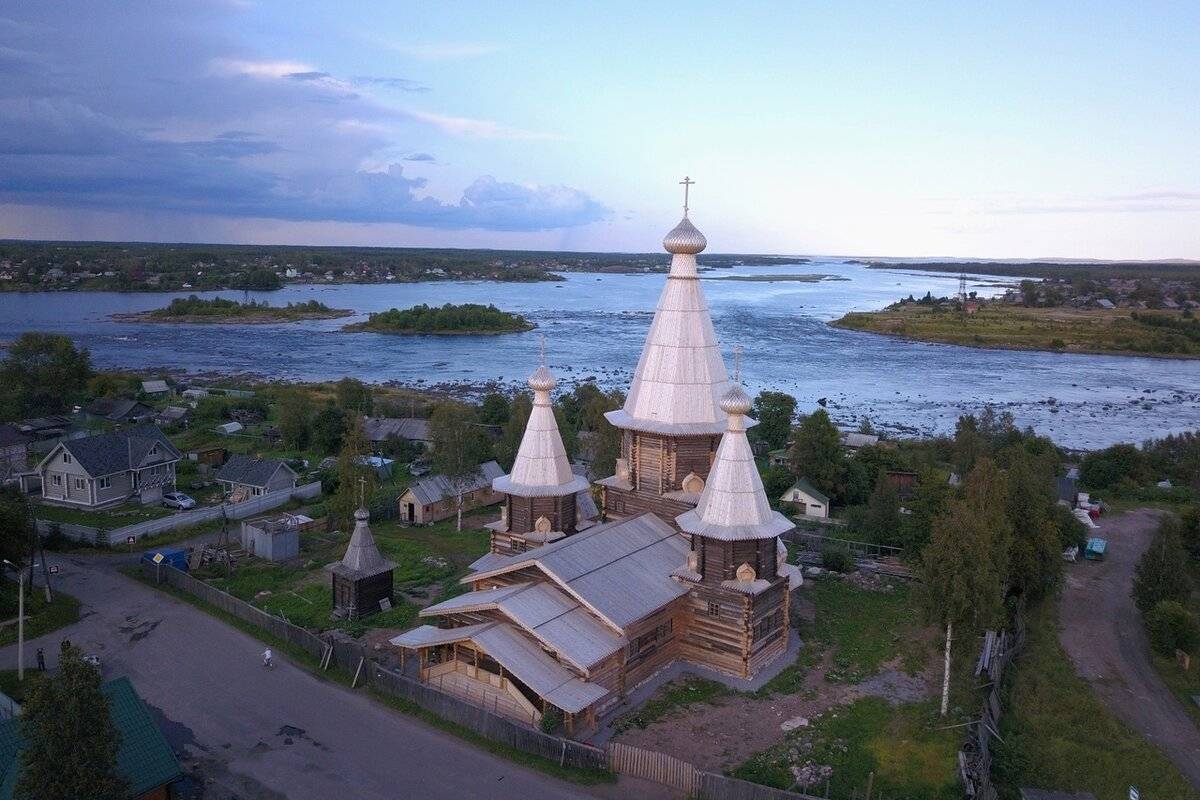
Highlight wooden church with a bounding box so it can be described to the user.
[393,188,801,733]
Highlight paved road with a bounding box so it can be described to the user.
[0,554,666,800]
[1058,509,1200,788]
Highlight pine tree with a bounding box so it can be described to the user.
[277,388,313,450]
[1133,517,1192,613]
[332,417,376,528]
[750,391,796,451]
[789,408,843,500]
[920,460,1011,715]
[864,472,902,546]
[16,645,126,800]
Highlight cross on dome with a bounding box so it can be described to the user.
[680,176,694,216]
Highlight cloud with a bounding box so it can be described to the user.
[0,4,602,232]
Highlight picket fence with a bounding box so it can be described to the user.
[959,613,1027,800]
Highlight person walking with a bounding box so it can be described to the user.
[35,647,45,672]
[262,648,273,668]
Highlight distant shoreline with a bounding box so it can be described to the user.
[112,308,354,324]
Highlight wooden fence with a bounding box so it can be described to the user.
[959,613,1027,800]
[144,562,854,800]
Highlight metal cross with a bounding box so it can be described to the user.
[679,176,694,215]
[357,476,367,507]
[732,345,743,382]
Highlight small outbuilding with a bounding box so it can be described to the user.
[780,478,830,519]
[240,513,312,562]
[141,379,170,396]
[398,460,504,524]
[326,506,396,619]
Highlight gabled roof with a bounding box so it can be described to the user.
[782,477,830,506]
[141,379,169,394]
[466,512,689,630]
[493,366,589,498]
[362,416,431,443]
[84,397,154,422]
[46,425,181,478]
[420,581,625,670]
[390,622,610,713]
[676,386,793,541]
[215,454,296,488]
[605,213,732,436]
[327,507,395,580]
[405,461,503,506]
[0,676,183,800]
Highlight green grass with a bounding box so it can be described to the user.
[1150,653,1200,729]
[123,566,613,786]
[34,501,173,531]
[731,697,961,798]
[809,578,927,682]
[0,584,81,647]
[0,670,47,704]
[992,601,1200,800]
[834,304,1200,358]
[610,676,732,734]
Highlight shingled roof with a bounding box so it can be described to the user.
[327,506,396,580]
[50,425,180,478]
[216,454,296,489]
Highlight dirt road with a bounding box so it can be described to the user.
[1058,508,1200,788]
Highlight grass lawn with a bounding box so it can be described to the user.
[731,697,962,798]
[0,670,47,705]
[0,583,81,647]
[33,500,173,531]
[809,578,928,682]
[195,517,489,638]
[992,601,1199,800]
[834,304,1200,358]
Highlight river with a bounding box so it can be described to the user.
[1,258,1197,449]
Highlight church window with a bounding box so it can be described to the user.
[707,601,720,618]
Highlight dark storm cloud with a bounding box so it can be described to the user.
[0,4,606,231]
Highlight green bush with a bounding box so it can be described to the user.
[306,502,327,520]
[1080,443,1149,490]
[540,706,563,734]
[1145,600,1200,656]
[821,545,853,573]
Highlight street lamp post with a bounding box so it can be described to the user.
[2,560,24,681]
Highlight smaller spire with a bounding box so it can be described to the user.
[663,176,707,255]
[329,505,395,578]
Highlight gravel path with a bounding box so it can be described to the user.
[1057,508,1200,788]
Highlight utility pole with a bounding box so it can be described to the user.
[3,560,25,681]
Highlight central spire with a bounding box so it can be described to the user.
[606,177,728,434]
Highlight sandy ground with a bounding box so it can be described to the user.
[1058,508,1200,788]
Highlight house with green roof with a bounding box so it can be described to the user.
[779,477,830,519]
[0,677,183,800]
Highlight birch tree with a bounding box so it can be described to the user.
[920,460,1011,715]
[430,402,494,531]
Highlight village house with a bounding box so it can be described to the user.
[13,416,72,443]
[141,378,171,397]
[397,461,505,524]
[362,416,432,449]
[33,425,181,508]
[839,431,879,450]
[393,204,801,734]
[155,405,191,428]
[779,478,830,519]
[216,454,298,500]
[83,397,156,426]
[0,677,184,800]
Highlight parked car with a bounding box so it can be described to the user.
[162,491,196,510]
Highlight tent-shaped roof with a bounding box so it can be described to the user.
[605,213,732,436]
[676,385,793,541]
[326,507,395,580]
[493,365,588,498]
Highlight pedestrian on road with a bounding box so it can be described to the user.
[35,648,45,672]
[263,648,273,668]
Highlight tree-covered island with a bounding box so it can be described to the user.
[113,295,353,324]
[343,303,534,335]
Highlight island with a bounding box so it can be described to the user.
[113,295,353,324]
[343,303,535,335]
[833,296,1200,358]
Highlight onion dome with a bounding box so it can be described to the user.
[527,364,556,393]
[719,385,752,417]
[663,216,707,255]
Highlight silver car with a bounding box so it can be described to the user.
[162,491,196,510]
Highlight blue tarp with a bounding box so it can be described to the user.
[140,548,189,571]
[1084,538,1107,560]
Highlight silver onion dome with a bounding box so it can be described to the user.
[663,216,707,255]
[528,364,556,393]
[719,384,752,417]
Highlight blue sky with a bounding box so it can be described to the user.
[1,1,1197,258]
